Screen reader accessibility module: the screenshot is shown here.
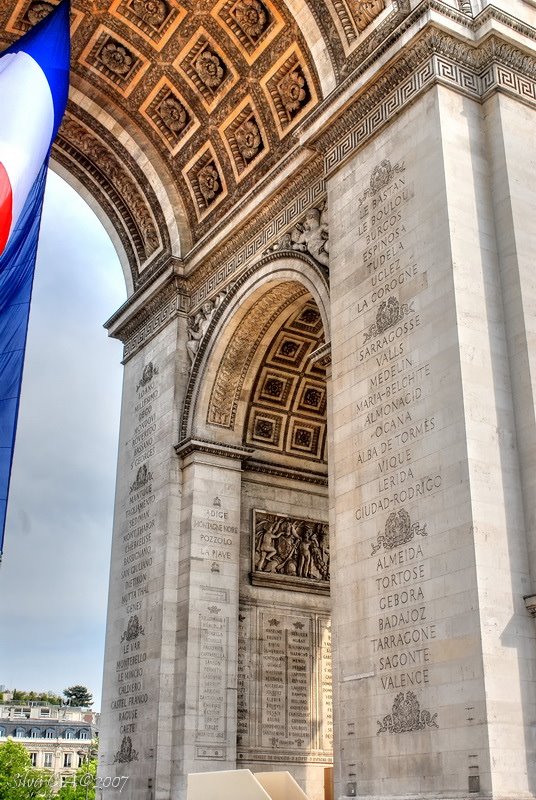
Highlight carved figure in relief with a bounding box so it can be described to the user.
[186,301,214,364]
[293,207,329,266]
[255,517,288,572]
[254,511,329,581]
[263,204,329,267]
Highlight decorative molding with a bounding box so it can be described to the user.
[309,341,332,368]
[244,458,328,485]
[109,278,189,360]
[175,437,253,461]
[315,29,536,177]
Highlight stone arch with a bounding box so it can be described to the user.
[180,254,330,446]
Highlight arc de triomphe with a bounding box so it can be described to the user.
[2,0,536,798]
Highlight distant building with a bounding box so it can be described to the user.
[0,701,99,787]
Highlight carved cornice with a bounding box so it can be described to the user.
[175,437,253,461]
[245,459,328,486]
[106,275,189,361]
[310,27,536,177]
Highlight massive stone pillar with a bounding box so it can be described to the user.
[327,81,536,799]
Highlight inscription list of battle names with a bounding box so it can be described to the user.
[192,496,238,761]
[110,365,160,752]
[237,609,333,763]
[354,163,439,700]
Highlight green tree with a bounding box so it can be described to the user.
[63,686,93,708]
[55,758,97,800]
[0,740,53,800]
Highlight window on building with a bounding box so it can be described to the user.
[63,753,72,768]
[13,708,30,719]
[0,727,5,737]
[14,727,26,738]
[40,708,50,717]
[64,728,75,739]
[45,729,55,739]
[44,753,53,769]
[79,730,89,739]
[29,752,38,767]
[30,728,40,738]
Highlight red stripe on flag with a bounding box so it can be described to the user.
[0,161,13,256]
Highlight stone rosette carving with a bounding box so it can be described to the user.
[264,204,329,267]
[195,48,225,89]
[158,95,189,134]
[137,361,158,390]
[185,147,226,216]
[279,69,307,115]
[114,736,139,763]
[27,1,54,25]
[121,615,145,643]
[198,163,221,203]
[377,691,438,734]
[129,464,153,493]
[235,119,262,161]
[223,101,266,177]
[363,297,414,343]
[99,41,135,76]
[234,0,268,40]
[131,0,168,27]
[371,509,427,555]
[253,510,329,585]
[263,48,315,133]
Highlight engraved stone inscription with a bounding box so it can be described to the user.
[196,609,229,745]
[109,361,161,756]
[237,606,332,764]
[353,161,440,729]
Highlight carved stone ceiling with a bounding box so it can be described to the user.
[244,298,327,466]
[0,0,388,287]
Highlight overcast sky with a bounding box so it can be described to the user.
[0,170,126,710]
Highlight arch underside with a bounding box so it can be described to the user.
[0,0,442,291]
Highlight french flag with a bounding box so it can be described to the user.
[0,0,70,559]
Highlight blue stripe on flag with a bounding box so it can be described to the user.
[0,164,48,560]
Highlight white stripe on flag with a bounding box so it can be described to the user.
[0,50,55,238]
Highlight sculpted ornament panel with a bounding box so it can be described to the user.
[252,510,329,594]
[377,692,438,734]
[264,204,329,267]
[262,47,317,135]
[184,145,227,219]
[186,286,232,367]
[371,509,427,555]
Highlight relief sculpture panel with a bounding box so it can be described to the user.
[251,510,329,595]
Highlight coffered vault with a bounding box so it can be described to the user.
[0,0,401,292]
